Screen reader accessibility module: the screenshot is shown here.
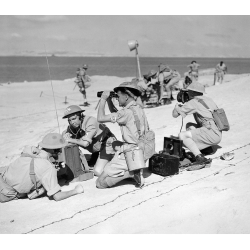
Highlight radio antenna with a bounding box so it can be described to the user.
[44,45,61,133]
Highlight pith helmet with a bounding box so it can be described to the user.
[39,133,67,149]
[158,64,170,73]
[82,64,88,69]
[147,70,157,78]
[114,82,141,97]
[187,81,206,94]
[62,105,85,119]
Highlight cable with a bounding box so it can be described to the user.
[180,117,183,133]
[44,45,61,133]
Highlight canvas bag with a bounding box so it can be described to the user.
[129,106,156,161]
[198,99,230,132]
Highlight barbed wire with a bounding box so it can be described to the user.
[23,142,250,234]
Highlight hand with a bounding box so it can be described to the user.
[63,133,72,140]
[74,184,84,194]
[65,138,75,144]
[101,91,110,100]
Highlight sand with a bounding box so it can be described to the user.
[0,72,250,234]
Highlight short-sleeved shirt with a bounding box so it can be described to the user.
[110,101,148,145]
[174,96,220,134]
[1,157,61,197]
[65,116,115,154]
[158,70,180,84]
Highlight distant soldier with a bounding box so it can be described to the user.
[158,64,181,105]
[75,64,91,107]
[187,61,200,81]
[215,61,227,84]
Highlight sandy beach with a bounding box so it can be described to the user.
[0,72,250,234]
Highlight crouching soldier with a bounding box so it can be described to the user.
[62,105,116,176]
[0,133,84,203]
[172,81,222,170]
[96,82,155,188]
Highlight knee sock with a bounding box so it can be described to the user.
[183,138,201,156]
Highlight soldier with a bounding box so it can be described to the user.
[187,61,200,81]
[172,82,222,170]
[62,105,116,176]
[96,82,154,188]
[215,61,227,84]
[158,64,181,105]
[0,133,84,203]
[75,64,91,107]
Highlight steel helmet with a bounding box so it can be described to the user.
[82,64,88,69]
[39,133,67,149]
[187,81,206,94]
[114,82,141,96]
[62,105,85,119]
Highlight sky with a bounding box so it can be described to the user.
[1,1,250,57]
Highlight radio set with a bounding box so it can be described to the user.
[148,136,182,177]
[56,144,94,183]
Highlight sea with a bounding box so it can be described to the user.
[0,56,250,84]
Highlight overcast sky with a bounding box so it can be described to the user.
[1,4,250,57]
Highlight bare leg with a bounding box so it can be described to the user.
[93,157,110,177]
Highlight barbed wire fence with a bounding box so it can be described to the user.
[23,142,250,234]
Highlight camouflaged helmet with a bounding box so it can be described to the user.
[82,64,88,69]
[62,105,85,119]
[114,82,141,96]
[39,133,67,149]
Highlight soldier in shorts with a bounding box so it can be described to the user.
[96,82,151,188]
[62,105,116,176]
[172,81,222,170]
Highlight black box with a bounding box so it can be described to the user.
[163,137,183,158]
[148,153,179,177]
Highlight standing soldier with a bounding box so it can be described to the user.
[187,61,200,81]
[215,61,227,84]
[75,64,91,107]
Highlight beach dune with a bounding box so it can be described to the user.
[0,72,250,233]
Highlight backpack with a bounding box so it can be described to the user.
[198,99,230,132]
[129,106,156,160]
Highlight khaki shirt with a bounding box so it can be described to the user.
[110,101,148,145]
[174,96,220,134]
[1,156,61,196]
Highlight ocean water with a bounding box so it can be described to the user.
[0,56,250,84]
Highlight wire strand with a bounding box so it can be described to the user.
[44,45,61,133]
